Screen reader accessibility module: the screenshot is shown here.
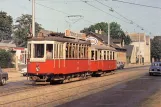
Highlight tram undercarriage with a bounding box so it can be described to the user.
[28,71,91,84]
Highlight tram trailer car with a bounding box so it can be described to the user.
[27,33,117,83]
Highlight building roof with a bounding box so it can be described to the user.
[87,32,126,51]
[124,45,134,57]
[37,29,54,37]
[0,40,16,48]
[128,33,145,42]
[112,39,122,43]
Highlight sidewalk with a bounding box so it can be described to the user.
[124,63,150,69]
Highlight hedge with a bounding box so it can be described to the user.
[0,49,13,68]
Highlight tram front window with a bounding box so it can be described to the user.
[33,44,44,58]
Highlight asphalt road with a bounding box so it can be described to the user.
[58,67,161,107]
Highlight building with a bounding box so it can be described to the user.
[0,40,16,50]
[0,40,27,64]
[111,39,127,63]
[86,31,127,63]
[124,45,137,64]
[127,33,151,64]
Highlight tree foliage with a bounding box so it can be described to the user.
[81,22,131,45]
[0,11,13,41]
[124,35,132,45]
[151,37,161,61]
[13,14,43,47]
[0,49,13,68]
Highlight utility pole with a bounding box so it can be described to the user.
[108,22,110,46]
[32,0,35,37]
[138,33,140,64]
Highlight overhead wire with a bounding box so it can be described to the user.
[80,0,130,24]
[33,0,153,35]
[112,0,161,10]
[34,2,94,24]
[87,0,152,34]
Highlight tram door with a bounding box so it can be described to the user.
[53,42,64,74]
[98,50,102,70]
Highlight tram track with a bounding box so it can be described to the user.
[0,66,147,97]
[0,67,148,107]
[0,84,54,97]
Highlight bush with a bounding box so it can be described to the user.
[0,49,13,68]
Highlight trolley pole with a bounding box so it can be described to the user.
[108,22,110,46]
[32,0,35,37]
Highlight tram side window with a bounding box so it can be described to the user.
[104,51,106,60]
[75,44,78,58]
[107,51,109,60]
[71,44,75,58]
[46,44,53,59]
[66,43,72,59]
[95,51,97,60]
[113,52,115,60]
[99,51,102,60]
[91,50,94,60]
[85,46,88,59]
[60,44,63,58]
[110,51,112,60]
[34,44,44,58]
[54,44,57,58]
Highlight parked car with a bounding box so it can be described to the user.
[21,67,27,76]
[149,62,161,76]
[0,67,8,86]
[117,62,125,69]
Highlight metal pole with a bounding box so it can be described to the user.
[139,33,140,64]
[32,0,35,37]
[108,22,110,46]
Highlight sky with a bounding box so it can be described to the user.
[0,0,161,37]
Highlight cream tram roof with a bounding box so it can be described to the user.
[91,45,116,51]
[28,32,90,45]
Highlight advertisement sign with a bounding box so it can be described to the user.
[86,36,98,45]
[65,30,86,40]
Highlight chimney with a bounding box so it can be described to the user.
[95,30,98,34]
[99,29,102,34]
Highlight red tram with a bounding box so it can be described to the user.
[27,32,117,83]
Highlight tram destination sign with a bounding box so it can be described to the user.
[65,30,86,40]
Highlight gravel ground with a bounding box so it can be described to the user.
[0,67,149,107]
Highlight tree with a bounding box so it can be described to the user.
[13,14,43,47]
[0,49,13,68]
[151,37,161,61]
[124,35,132,45]
[0,11,13,41]
[81,22,131,45]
